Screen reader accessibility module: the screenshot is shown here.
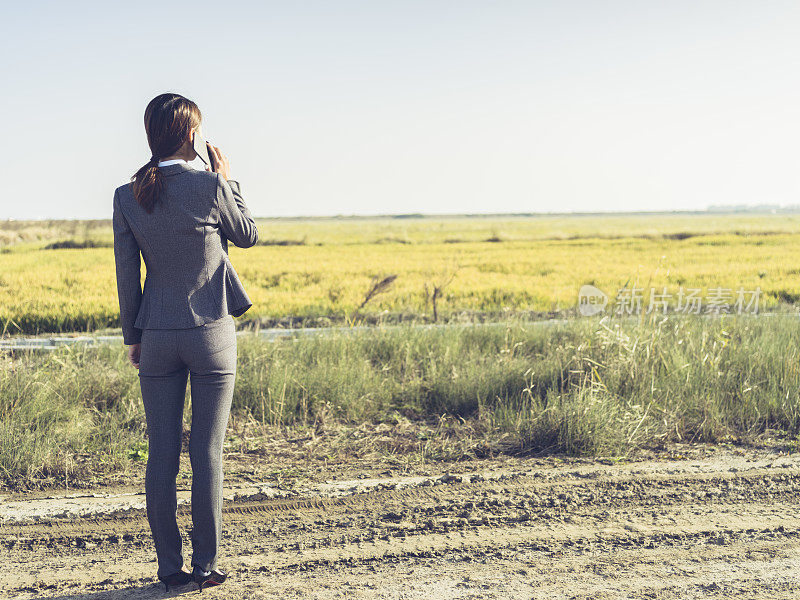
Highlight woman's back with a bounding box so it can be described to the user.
[113,161,258,338]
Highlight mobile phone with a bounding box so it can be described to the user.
[192,126,213,168]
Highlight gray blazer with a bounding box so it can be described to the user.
[113,162,259,345]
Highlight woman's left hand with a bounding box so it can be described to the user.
[127,343,141,369]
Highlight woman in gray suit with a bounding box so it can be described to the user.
[112,92,258,592]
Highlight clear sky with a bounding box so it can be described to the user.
[1,1,799,219]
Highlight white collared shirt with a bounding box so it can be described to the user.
[157,158,191,167]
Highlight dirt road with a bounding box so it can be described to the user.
[3,446,800,599]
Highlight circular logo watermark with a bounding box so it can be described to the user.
[578,285,608,316]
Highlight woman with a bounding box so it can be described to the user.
[112,92,259,592]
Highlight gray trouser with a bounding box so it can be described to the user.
[138,314,237,577]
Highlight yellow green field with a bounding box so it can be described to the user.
[2,213,800,335]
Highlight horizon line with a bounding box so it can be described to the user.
[3,206,799,222]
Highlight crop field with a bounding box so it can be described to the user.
[2,212,800,336]
[5,213,800,598]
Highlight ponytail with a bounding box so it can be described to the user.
[130,93,202,214]
[131,155,164,214]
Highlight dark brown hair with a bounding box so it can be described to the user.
[131,93,202,213]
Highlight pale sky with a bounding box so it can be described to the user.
[1,1,799,219]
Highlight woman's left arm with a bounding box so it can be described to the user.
[112,189,143,352]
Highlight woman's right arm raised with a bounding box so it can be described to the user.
[209,145,259,248]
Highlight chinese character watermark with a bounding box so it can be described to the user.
[577,285,762,316]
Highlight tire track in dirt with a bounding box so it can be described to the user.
[3,455,800,598]
[4,467,798,543]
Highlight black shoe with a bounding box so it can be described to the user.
[192,566,227,592]
[158,568,192,592]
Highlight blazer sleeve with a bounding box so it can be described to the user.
[216,175,259,248]
[112,189,143,345]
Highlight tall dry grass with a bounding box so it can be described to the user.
[2,315,800,488]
